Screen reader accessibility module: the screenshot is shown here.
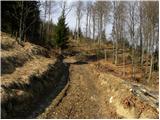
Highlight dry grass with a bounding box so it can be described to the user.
[1,32,67,118]
[1,56,55,86]
[94,59,158,91]
[94,71,158,119]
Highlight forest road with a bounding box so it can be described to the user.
[36,56,122,119]
[33,56,158,119]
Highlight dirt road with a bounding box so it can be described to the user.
[36,57,119,118]
[35,56,158,119]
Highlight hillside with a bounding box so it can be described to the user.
[1,32,69,118]
[1,32,159,119]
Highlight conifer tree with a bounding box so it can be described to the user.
[54,10,69,49]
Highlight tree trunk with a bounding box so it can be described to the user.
[41,23,44,41]
[141,41,144,78]
[132,44,135,80]
[112,40,115,64]
[104,49,107,61]
[88,12,91,38]
[85,11,89,38]
[139,4,143,66]
[148,53,153,82]
[148,26,155,83]
[123,38,125,77]
[115,40,118,65]
[77,15,81,40]
[145,34,150,78]
[19,1,24,43]
[92,14,95,40]
[44,1,47,42]
[99,14,103,47]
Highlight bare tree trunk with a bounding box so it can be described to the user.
[139,2,143,67]
[141,40,144,67]
[92,15,95,40]
[148,53,153,82]
[78,20,80,40]
[85,11,89,38]
[47,1,51,41]
[88,12,91,38]
[19,1,24,43]
[104,49,107,61]
[145,34,150,78]
[132,45,135,80]
[112,40,115,64]
[148,26,154,82]
[123,36,125,77]
[42,1,47,43]
[112,1,117,65]
[99,14,103,47]
[75,18,77,41]
[115,39,118,65]
[141,39,144,76]
[40,22,44,41]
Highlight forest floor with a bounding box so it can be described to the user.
[1,33,159,119]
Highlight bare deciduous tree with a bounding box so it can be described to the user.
[94,1,111,46]
[127,1,137,80]
[75,1,84,40]
[143,1,159,82]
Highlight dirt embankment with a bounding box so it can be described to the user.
[1,33,69,119]
[1,33,50,75]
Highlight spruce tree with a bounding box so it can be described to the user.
[54,10,69,49]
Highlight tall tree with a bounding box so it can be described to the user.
[1,1,41,44]
[143,1,159,82]
[94,1,111,46]
[138,1,144,67]
[91,4,96,40]
[54,8,69,49]
[75,1,84,40]
[112,1,126,65]
[127,1,137,80]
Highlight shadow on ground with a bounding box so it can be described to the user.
[1,58,70,119]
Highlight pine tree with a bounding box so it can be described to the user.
[54,11,69,49]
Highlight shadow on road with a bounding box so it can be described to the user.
[28,62,70,118]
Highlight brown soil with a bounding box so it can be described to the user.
[37,57,121,118]
[36,56,158,119]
